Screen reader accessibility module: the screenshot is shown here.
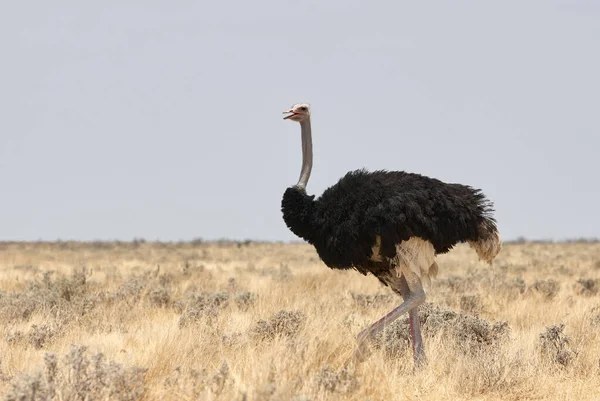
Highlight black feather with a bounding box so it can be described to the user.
[281,169,498,271]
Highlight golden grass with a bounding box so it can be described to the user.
[0,240,599,400]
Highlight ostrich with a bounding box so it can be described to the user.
[281,103,502,365]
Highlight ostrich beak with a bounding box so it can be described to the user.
[283,109,296,120]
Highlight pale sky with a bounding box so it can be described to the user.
[1,1,599,242]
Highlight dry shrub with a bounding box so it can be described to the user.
[448,317,510,354]
[529,279,560,299]
[158,273,174,287]
[576,278,600,296]
[221,332,244,349]
[3,345,146,401]
[313,365,358,394]
[185,291,230,312]
[161,361,232,398]
[349,292,393,308]
[374,303,510,357]
[234,291,258,311]
[210,361,231,396]
[0,360,7,382]
[0,268,91,323]
[539,324,576,367]
[180,259,205,276]
[36,267,89,303]
[454,346,527,396]
[459,294,483,315]
[590,306,600,327]
[178,309,205,328]
[146,286,171,307]
[498,277,527,296]
[251,310,306,341]
[177,291,230,327]
[28,323,63,350]
[4,330,25,345]
[227,277,237,292]
[373,320,411,357]
[112,277,147,302]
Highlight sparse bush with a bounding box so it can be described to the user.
[3,345,146,401]
[530,279,560,299]
[112,277,148,302]
[234,291,257,311]
[373,320,411,357]
[451,316,510,353]
[539,324,576,367]
[0,359,9,383]
[457,346,526,394]
[28,324,61,349]
[191,292,229,309]
[178,291,230,327]
[4,330,25,345]
[460,294,483,315]
[590,306,600,327]
[374,303,510,357]
[499,277,527,296]
[221,332,244,348]
[210,361,230,396]
[227,277,237,292]
[0,268,93,324]
[251,310,306,341]
[181,260,205,276]
[158,273,174,287]
[313,365,358,394]
[161,361,232,398]
[188,291,230,311]
[178,308,205,328]
[576,278,600,296]
[146,286,171,307]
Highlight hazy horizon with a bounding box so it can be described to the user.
[1,1,599,243]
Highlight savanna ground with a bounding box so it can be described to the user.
[0,240,599,401]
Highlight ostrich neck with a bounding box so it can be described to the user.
[297,119,313,189]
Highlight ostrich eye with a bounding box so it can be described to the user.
[299,107,307,111]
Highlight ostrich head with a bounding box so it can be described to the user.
[283,104,311,122]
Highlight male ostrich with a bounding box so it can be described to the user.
[281,103,502,365]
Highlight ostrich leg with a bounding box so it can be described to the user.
[353,270,426,364]
[406,308,425,365]
[403,291,426,366]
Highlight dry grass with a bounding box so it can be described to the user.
[0,240,599,400]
